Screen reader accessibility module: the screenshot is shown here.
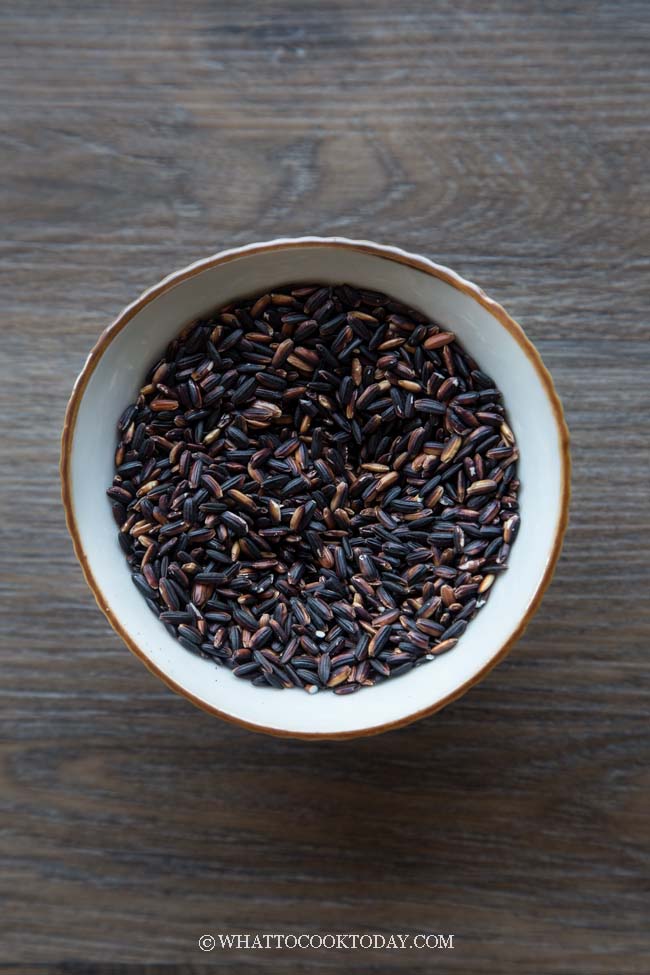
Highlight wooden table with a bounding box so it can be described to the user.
[1,2,648,971]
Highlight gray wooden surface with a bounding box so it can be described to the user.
[1,1,649,972]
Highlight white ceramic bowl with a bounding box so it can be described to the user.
[61,237,569,739]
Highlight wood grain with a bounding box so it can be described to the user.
[1,1,648,971]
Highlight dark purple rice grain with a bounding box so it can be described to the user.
[108,283,520,694]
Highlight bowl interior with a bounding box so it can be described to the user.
[68,242,564,736]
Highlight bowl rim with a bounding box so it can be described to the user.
[60,236,571,739]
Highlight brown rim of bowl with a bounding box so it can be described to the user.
[60,237,571,740]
